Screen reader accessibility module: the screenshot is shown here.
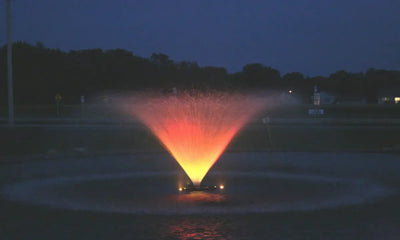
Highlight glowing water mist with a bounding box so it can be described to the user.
[124,92,267,186]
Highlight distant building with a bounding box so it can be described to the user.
[311,91,337,105]
[378,88,400,104]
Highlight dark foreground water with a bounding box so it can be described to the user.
[0,152,399,239]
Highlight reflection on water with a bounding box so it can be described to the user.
[166,218,231,240]
[175,192,227,204]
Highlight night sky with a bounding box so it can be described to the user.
[1,0,399,76]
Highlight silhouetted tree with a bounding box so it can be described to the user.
[1,41,399,105]
[242,63,281,89]
[282,72,305,90]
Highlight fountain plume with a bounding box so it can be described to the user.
[122,91,267,186]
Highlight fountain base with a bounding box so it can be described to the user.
[179,184,224,193]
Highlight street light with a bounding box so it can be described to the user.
[6,0,15,126]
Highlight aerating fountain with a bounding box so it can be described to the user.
[123,91,267,189]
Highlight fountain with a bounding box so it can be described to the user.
[122,91,267,187]
[0,93,396,240]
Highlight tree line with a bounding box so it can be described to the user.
[1,41,400,104]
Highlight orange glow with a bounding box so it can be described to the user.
[178,187,183,192]
[126,92,267,186]
[175,192,227,203]
[219,185,224,190]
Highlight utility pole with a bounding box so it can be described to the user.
[6,0,15,126]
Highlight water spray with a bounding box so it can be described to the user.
[121,91,268,189]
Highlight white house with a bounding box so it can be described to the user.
[311,91,337,105]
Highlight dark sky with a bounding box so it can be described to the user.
[1,0,399,76]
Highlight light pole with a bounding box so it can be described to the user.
[6,0,14,126]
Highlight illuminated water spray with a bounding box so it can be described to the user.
[125,92,267,186]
